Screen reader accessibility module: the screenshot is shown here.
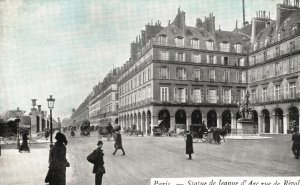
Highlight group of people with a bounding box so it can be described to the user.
[44,128,125,185]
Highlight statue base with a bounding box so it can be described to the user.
[235,118,257,135]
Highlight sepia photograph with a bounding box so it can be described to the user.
[0,0,300,184]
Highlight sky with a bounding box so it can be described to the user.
[0,0,282,119]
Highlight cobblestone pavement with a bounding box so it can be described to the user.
[0,132,299,185]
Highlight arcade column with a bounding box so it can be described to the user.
[231,115,236,134]
[170,116,175,131]
[217,115,222,128]
[283,113,289,134]
[151,115,158,136]
[258,115,263,134]
[186,116,191,131]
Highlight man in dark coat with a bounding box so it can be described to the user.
[87,140,105,185]
[112,130,125,155]
[292,130,300,159]
[186,133,194,160]
[45,132,70,185]
[19,132,30,152]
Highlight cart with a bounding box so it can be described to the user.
[184,124,208,143]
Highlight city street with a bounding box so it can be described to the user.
[0,132,299,185]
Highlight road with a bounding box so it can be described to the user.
[0,132,299,185]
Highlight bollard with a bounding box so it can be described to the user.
[0,145,1,156]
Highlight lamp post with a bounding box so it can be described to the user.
[47,95,55,147]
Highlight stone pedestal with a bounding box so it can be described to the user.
[236,118,255,135]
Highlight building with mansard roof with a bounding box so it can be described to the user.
[89,68,120,127]
[71,0,300,135]
[243,1,300,134]
[117,8,250,135]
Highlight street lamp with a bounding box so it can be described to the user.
[47,95,55,147]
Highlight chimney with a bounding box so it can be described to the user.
[196,18,202,28]
[276,3,298,31]
[251,18,256,43]
[38,105,41,112]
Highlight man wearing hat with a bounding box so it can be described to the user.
[87,140,105,185]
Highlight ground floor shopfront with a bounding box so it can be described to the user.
[118,103,247,135]
[252,101,300,134]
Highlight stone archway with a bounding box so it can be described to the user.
[142,111,146,133]
[262,109,270,133]
[274,108,284,134]
[147,110,151,135]
[252,110,258,134]
[134,113,137,129]
[222,110,231,128]
[158,109,170,129]
[130,114,133,128]
[289,106,299,133]
[191,110,202,125]
[175,109,186,125]
[138,113,141,131]
[207,110,217,128]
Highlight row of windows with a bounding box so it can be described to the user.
[160,87,245,104]
[252,24,299,52]
[249,58,298,82]
[159,50,246,66]
[119,49,153,82]
[120,66,152,95]
[120,85,152,108]
[250,81,297,103]
[158,66,247,83]
[250,40,297,65]
[157,35,243,53]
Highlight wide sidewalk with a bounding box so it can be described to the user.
[0,143,72,185]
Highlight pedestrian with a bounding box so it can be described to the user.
[112,130,125,155]
[186,132,194,160]
[44,129,49,141]
[292,130,300,159]
[45,132,70,185]
[19,131,30,152]
[87,140,105,185]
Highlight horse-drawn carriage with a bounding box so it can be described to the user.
[98,124,120,141]
[80,120,90,136]
[184,124,227,144]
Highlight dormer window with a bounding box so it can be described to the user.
[205,40,214,51]
[277,32,281,41]
[220,42,230,52]
[191,38,200,49]
[253,42,257,51]
[158,34,167,45]
[292,25,298,35]
[175,36,184,47]
[264,37,269,47]
[234,43,242,53]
